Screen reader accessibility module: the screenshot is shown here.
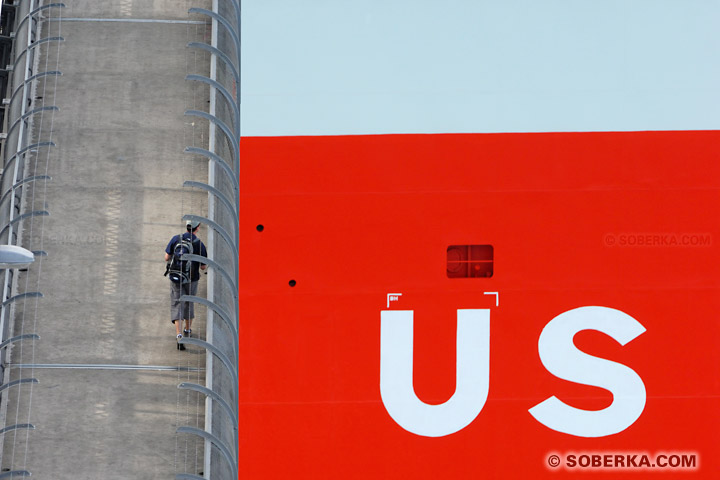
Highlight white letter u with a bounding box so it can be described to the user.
[380,309,490,437]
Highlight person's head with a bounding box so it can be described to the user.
[186,220,201,233]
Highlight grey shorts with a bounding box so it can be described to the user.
[170,280,198,322]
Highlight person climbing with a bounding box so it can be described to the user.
[164,220,207,350]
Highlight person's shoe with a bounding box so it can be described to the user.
[183,329,192,337]
[177,334,185,350]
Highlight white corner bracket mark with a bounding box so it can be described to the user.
[380,309,490,437]
[386,293,402,308]
[484,291,499,307]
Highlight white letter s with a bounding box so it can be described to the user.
[529,306,646,437]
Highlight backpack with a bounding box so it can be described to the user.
[166,237,199,283]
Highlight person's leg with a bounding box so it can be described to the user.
[181,281,190,335]
[184,280,198,335]
[171,282,183,331]
[171,282,185,349]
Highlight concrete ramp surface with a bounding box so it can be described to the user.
[0,1,215,478]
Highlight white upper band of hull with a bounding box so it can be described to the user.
[241,1,720,137]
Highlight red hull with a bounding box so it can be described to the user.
[239,131,719,478]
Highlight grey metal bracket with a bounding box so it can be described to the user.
[182,214,236,262]
[178,382,238,433]
[7,141,55,165]
[28,3,67,20]
[9,71,62,108]
[0,333,39,350]
[0,470,31,478]
[184,147,239,194]
[183,181,238,234]
[0,423,34,435]
[0,210,50,238]
[225,0,241,39]
[181,253,237,299]
[14,3,67,33]
[13,37,65,71]
[1,292,43,307]
[0,175,52,205]
[13,175,52,190]
[177,337,237,389]
[184,110,239,171]
[176,475,204,480]
[7,106,59,140]
[225,0,241,12]
[184,109,236,146]
[216,0,241,25]
[185,74,239,137]
[0,378,38,394]
[183,180,237,216]
[177,426,237,480]
[178,295,236,338]
[188,9,240,57]
[187,42,239,87]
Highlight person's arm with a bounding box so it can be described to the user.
[165,236,176,262]
[200,242,208,270]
